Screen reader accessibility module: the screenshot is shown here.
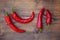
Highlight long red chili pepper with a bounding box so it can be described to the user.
[37,8,45,32]
[46,9,52,28]
[5,12,26,33]
[11,9,35,24]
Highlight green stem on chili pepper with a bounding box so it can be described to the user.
[47,23,51,29]
[12,8,14,13]
[6,12,9,16]
[39,29,42,32]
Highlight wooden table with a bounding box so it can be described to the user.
[0,0,60,40]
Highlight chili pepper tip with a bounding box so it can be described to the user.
[6,12,9,16]
[39,29,42,32]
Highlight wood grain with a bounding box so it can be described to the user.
[0,0,60,40]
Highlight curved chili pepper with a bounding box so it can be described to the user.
[46,9,52,28]
[11,9,35,24]
[36,8,45,32]
[5,13,26,33]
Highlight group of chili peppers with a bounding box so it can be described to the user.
[36,8,52,33]
[5,8,52,33]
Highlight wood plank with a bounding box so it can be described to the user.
[0,0,60,40]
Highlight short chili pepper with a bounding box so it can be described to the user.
[11,9,35,24]
[46,9,52,28]
[37,8,45,32]
[5,12,26,33]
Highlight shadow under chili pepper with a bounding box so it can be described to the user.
[33,28,44,34]
[33,28,39,33]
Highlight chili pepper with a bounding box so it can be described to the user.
[5,12,26,33]
[11,9,35,24]
[46,9,52,28]
[37,8,45,32]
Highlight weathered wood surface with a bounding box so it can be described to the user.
[0,0,60,40]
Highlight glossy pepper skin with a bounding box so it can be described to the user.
[5,13,26,33]
[46,9,52,28]
[37,8,45,32]
[11,10,35,24]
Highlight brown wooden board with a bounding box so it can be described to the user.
[0,0,60,40]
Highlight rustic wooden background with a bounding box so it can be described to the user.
[0,0,60,40]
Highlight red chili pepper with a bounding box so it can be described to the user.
[37,8,45,32]
[11,9,35,24]
[5,12,26,33]
[46,9,52,28]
